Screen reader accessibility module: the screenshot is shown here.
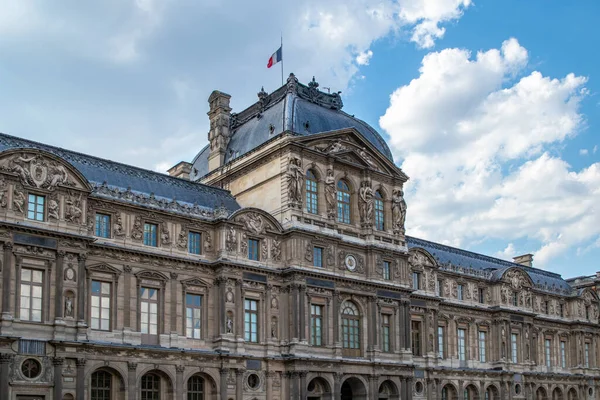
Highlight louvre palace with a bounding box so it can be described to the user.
[0,74,598,400]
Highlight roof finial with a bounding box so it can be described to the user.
[309,76,319,90]
[286,73,298,94]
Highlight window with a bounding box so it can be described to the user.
[187,375,205,400]
[511,333,519,363]
[310,304,323,346]
[337,180,351,224]
[412,321,422,356]
[512,292,518,307]
[306,170,318,214]
[458,328,466,361]
[313,247,323,268]
[479,331,487,362]
[544,300,549,314]
[188,231,202,255]
[342,301,360,353]
[91,370,112,400]
[248,239,259,261]
[478,288,485,304]
[91,281,111,330]
[374,190,384,230]
[586,306,590,320]
[244,299,258,342]
[141,373,160,400]
[585,342,590,368]
[140,287,159,335]
[381,314,391,352]
[27,194,45,221]
[185,294,202,339]
[20,268,43,322]
[560,341,566,368]
[95,213,111,238]
[412,272,420,290]
[559,304,564,318]
[438,326,445,358]
[436,280,443,297]
[545,339,552,367]
[143,223,158,247]
[457,284,464,300]
[382,261,391,281]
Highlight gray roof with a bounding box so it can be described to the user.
[190,74,394,180]
[407,236,573,296]
[0,132,240,215]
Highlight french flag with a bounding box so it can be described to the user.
[267,46,282,68]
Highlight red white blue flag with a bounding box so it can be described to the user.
[267,46,282,68]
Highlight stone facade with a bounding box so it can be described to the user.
[0,76,598,400]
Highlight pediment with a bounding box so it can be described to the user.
[87,263,121,276]
[408,249,436,269]
[229,208,283,234]
[0,149,91,192]
[502,268,532,290]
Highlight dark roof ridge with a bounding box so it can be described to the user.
[0,132,233,196]
[406,235,563,280]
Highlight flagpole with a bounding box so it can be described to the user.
[280,34,284,86]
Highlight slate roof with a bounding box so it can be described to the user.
[407,236,573,296]
[190,74,394,180]
[0,132,240,215]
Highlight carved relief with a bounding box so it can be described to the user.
[204,232,213,251]
[240,233,248,255]
[271,239,281,262]
[287,157,303,205]
[176,229,188,250]
[2,153,76,191]
[237,212,265,235]
[48,194,60,221]
[261,240,268,260]
[113,215,126,237]
[65,192,83,224]
[13,187,25,214]
[409,252,434,268]
[226,226,237,252]
[0,177,8,209]
[504,268,529,290]
[392,189,407,235]
[324,169,336,220]
[358,180,374,226]
[64,293,74,318]
[160,222,171,246]
[130,216,143,241]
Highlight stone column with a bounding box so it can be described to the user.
[299,371,308,400]
[299,285,307,342]
[369,375,379,400]
[123,266,132,328]
[54,251,65,320]
[398,302,406,349]
[77,254,87,322]
[0,354,14,397]
[235,369,245,399]
[368,296,378,351]
[175,365,184,400]
[76,358,86,400]
[53,357,64,400]
[333,372,343,400]
[2,243,13,315]
[401,377,408,400]
[266,371,274,400]
[405,301,412,351]
[219,368,229,400]
[435,378,441,400]
[406,377,413,400]
[128,362,138,400]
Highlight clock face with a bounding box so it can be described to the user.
[345,255,357,271]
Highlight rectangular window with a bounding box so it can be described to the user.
[374,199,385,231]
[512,333,519,363]
[585,342,590,368]
[383,261,391,281]
[244,299,258,342]
[188,231,202,255]
[310,304,323,346]
[436,280,443,297]
[27,194,45,221]
[457,284,464,300]
[412,272,420,290]
[95,213,111,238]
[412,321,422,356]
[20,268,43,322]
[559,304,564,318]
[140,287,159,335]
[513,292,519,307]
[478,288,485,304]
[337,190,351,224]
[91,281,111,330]
[560,341,566,368]
[313,247,323,268]
[544,301,549,314]
[458,328,466,361]
[143,223,158,247]
[248,239,259,261]
[545,339,552,367]
[306,177,318,214]
[185,293,202,339]
[479,331,487,362]
[382,314,391,352]
[438,326,445,358]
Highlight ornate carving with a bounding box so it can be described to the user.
[337,250,365,273]
[261,240,268,260]
[13,188,25,214]
[64,295,74,318]
[64,191,83,224]
[304,243,313,262]
[176,229,188,250]
[48,193,60,220]
[204,232,213,251]
[392,189,407,234]
[160,222,171,246]
[238,212,265,235]
[358,147,379,170]
[409,251,433,268]
[287,157,304,206]
[130,216,143,241]
[505,268,528,290]
[324,169,336,220]
[0,177,7,209]
[271,239,281,262]
[317,139,347,154]
[240,232,248,255]
[358,180,374,226]
[271,316,278,338]
[3,153,75,191]
[113,214,126,237]
[226,311,234,334]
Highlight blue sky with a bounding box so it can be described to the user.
[0,0,598,278]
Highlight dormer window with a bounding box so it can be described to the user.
[27,194,45,221]
[337,180,351,224]
[374,190,384,230]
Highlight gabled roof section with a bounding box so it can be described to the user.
[0,132,240,216]
[407,236,573,296]
[190,74,394,180]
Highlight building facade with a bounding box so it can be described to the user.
[0,74,598,400]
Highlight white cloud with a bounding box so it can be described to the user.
[495,243,516,261]
[580,149,589,155]
[380,39,593,273]
[356,50,374,66]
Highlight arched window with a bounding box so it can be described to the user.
[374,190,384,230]
[141,373,161,400]
[91,370,112,400]
[187,375,205,400]
[341,301,360,356]
[337,180,351,224]
[306,170,318,214]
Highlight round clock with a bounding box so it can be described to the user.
[345,254,357,272]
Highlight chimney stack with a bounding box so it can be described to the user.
[167,161,192,180]
[513,254,533,268]
[207,90,232,173]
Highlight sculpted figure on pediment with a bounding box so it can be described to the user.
[6,153,76,191]
[238,212,265,235]
[504,268,529,291]
[408,251,433,268]
[358,148,379,171]
[287,157,304,205]
[325,169,336,220]
[318,139,347,154]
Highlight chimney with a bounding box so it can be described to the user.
[513,254,533,268]
[167,161,192,180]
[207,90,232,173]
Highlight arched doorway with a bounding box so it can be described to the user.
[464,384,479,400]
[341,377,367,400]
[536,387,548,400]
[186,373,218,400]
[140,370,174,400]
[378,380,399,400]
[567,388,578,400]
[552,388,564,400]
[307,377,332,400]
[485,385,499,400]
[442,384,458,400]
[90,367,126,400]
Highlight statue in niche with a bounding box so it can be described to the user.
[324,169,336,219]
[176,229,188,249]
[392,189,407,234]
[64,296,74,318]
[113,215,126,237]
[160,222,171,245]
[130,216,143,241]
[358,181,373,225]
[271,317,278,338]
[287,157,304,204]
[226,312,234,334]
[13,189,25,214]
